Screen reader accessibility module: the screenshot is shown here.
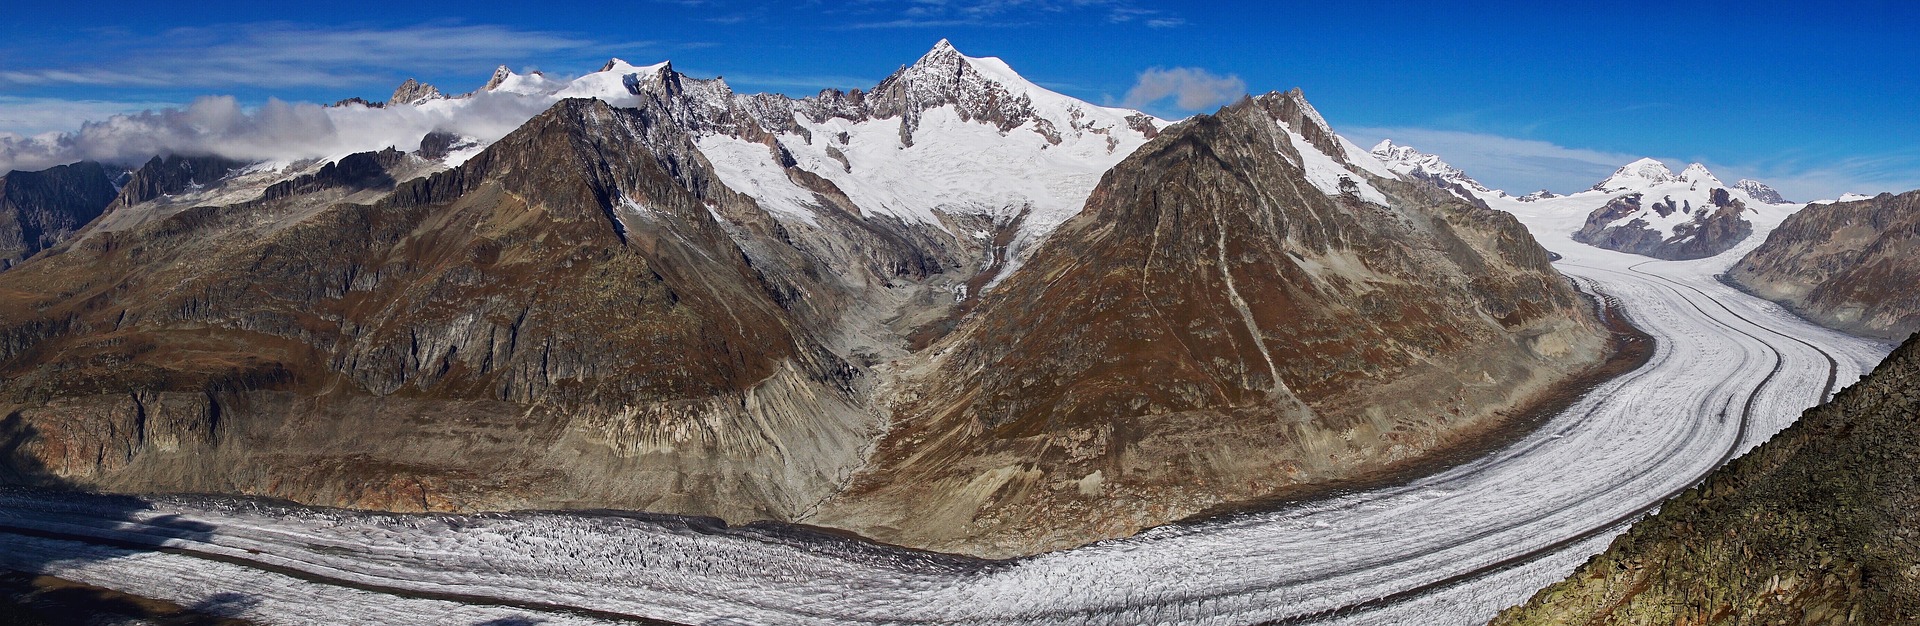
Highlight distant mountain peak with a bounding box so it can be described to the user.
[389,78,444,106]
[1593,157,1679,191]
[1369,139,1503,199]
[1735,178,1788,204]
[481,65,514,91]
[1678,162,1722,187]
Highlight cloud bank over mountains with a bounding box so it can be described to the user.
[0,92,556,174]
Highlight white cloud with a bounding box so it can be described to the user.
[1121,67,1246,111]
[1698,153,1920,203]
[0,97,182,136]
[0,92,561,175]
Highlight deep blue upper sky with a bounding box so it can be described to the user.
[4,0,1916,198]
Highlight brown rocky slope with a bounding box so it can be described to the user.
[1492,331,1920,625]
[0,96,882,521]
[812,93,1609,556]
[1728,189,1920,341]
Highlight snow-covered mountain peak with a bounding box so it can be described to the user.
[866,40,1166,148]
[1678,162,1723,188]
[1735,178,1788,204]
[1593,157,1681,191]
[1367,139,1504,200]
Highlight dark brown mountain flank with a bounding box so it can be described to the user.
[0,97,889,521]
[1728,190,1920,341]
[1572,188,1754,260]
[810,93,1609,556]
[1492,332,1920,625]
[0,87,1609,556]
[0,162,119,269]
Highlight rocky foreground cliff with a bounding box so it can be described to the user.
[0,43,1609,557]
[1492,332,1920,625]
[1728,189,1920,341]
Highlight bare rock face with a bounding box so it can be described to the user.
[0,162,119,269]
[1572,188,1753,260]
[1493,332,1920,626]
[388,78,445,106]
[811,94,1609,557]
[1728,190,1920,340]
[106,155,246,214]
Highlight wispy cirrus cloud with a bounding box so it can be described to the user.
[1121,67,1245,111]
[0,23,639,91]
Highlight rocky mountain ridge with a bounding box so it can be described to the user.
[1370,139,1506,202]
[1728,189,1920,340]
[1370,145,1797,260]
[0,161,119,269]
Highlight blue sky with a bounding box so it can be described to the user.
[3,0,1916,199]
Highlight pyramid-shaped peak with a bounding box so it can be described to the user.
[1678,162,1724,186]
[908,38,970,70]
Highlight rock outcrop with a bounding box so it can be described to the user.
[1492,331,1920,625]
[1728,189,1920,340]
[388,78,444,106]
[1572,186,1754,260]
[105,154,246,214]
[0,162,119,269]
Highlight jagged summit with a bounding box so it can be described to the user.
[1736,178,1788,204]
[481,65,514,91]
[1369,139,1503,200]
[389,78,444,106]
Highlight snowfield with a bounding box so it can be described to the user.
[0,159,1893,624]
